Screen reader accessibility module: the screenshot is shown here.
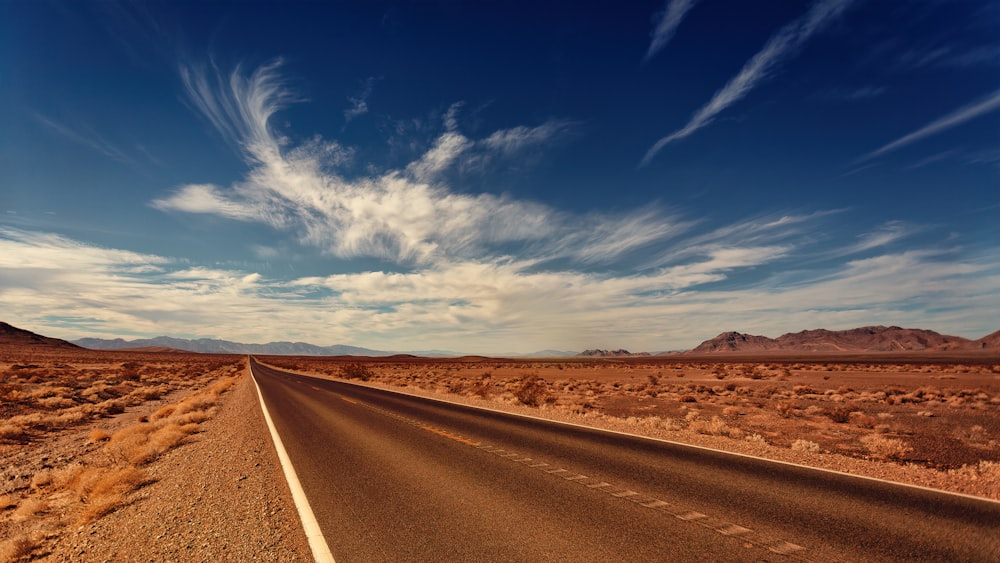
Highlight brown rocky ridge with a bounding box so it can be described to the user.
[0,322,81,350]
[690,325,998,354]
[578,349,650,357]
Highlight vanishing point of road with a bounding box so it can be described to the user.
[249,358,999,562]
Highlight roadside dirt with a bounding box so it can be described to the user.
[0,350,312,563]
[41,374,312,562]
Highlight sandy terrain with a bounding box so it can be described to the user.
[2,347,997,560]
[0,348,310,562]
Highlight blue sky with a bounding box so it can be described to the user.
[1,0,998,354]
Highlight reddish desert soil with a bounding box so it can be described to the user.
[0,347,310,562]
[2,346,997,560]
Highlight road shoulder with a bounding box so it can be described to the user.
[46,373,313,561]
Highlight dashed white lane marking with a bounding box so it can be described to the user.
[718,524,753,536]
[250,363,336,563]
[296,371,813,561]
[677,511,707,521]
[770,541,807,555]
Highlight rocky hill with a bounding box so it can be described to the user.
[577,349,650,357]
[0,322,81,349]
[975,329,1000,350]
[689,326,994,354]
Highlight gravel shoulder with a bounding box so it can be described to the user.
[42,373,313,562]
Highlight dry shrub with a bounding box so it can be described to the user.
[207,376,237,394]
[152,404,176,420]
[64,465,150,504]
[36,396,76,409]
[77,492,126,525]
[106,421,196,465]
[850,412,877,429]
[0,533,41,562]
[0,422,29,443]
[341,363,373,381]
[791,439,820,453]
[172,392,218,417]
[12,497,47,521]
[514,375,549,407]
[470,376,492,398]
[29,469,55,491]
[948,461,1000,496]
[689,416,743,438]
[860,434,912,461]
[825,404,854,423]
[775,400,797,418]
[0,494,17,510]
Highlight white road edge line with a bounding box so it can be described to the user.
[249,360,336,563]
[259,359,1000,506]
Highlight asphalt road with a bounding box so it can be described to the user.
[249,359,1000,562]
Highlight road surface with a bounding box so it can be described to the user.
[249,358,999,562]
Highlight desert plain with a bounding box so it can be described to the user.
[1,338,999,560]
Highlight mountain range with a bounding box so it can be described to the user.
[71,335,397,356]
[688,326,1000,354]
[2,321,997,357]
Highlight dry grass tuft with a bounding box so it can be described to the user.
[860,434,912,461]
[791,439,820,453]
[689,416,743,438]
[0,533,42,563]
[0,493,18,511]
[11,497,47,522]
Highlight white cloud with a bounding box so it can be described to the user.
[848,221,919,253]
[150,183,261,220]
[479,120,576,157]
[344,77,374,123]
[641,0,855,166]
[859,88,1000,162]
[643,0,699,63]
[158,61,644,267]
[2,227,996,353]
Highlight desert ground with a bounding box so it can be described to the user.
[0,347,246,561]
[2,347,998,560]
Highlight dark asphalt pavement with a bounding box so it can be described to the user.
[250,359,1000,562]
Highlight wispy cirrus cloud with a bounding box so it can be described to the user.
[641,0,855,166]
[158,61,640,267]
[344,77,375,123]
[34,113,140,166]
[817,85,886,102]
[643,0,699,63]
[859,88,1000,162]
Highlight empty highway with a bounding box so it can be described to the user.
[249,359,999,562]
